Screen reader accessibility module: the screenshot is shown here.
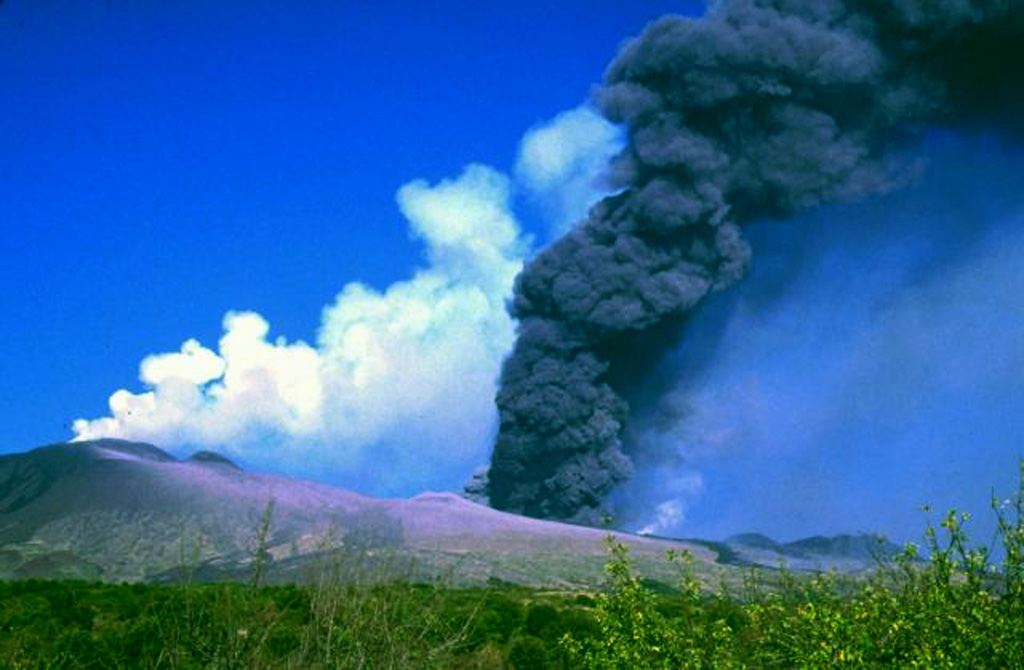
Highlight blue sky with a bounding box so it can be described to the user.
[1,0,689,449]
[2,1,1022,544]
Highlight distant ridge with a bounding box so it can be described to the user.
[84,438,177,462]
[725,533,778,550]
[186,450,241,470]
[709,532,906,572]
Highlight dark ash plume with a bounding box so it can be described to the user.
[487,0,1024,523]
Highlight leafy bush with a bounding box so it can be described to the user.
[508,634,551,669]
[562,461,1024,669]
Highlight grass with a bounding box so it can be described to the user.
[2,464,1024,668]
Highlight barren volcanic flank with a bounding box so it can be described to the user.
[0,439,725,585]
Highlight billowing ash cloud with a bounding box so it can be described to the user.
[74,165,526,493]
[487,0,1024,523]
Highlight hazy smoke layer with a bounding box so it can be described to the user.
[488,0,1024,522]
[617,135,1024,541]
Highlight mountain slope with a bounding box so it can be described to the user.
[0,440,719,585]
[0,440,897,584]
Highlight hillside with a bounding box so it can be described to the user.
[0,439,897,585]
[0,440,722,585]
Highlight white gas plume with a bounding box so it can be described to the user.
[73,164,526,493]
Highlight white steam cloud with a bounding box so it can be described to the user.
[73,164,526,493]
[71,106,622,494]
[636,472,704,537]
[515,105,623,235]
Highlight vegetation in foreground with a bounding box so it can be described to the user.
[2,466,1024,669]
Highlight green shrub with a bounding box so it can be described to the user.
[508,633,550,669]
[560,461,1024,669]
[525,603,560,639]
